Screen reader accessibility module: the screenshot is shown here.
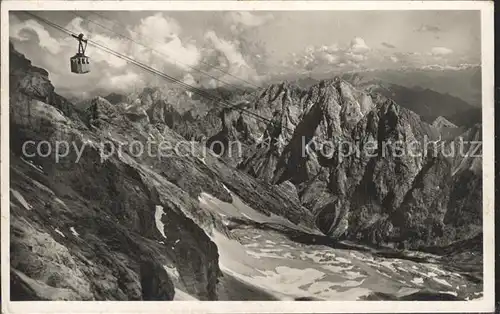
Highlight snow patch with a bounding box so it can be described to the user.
[21,157,43,173]
[344,271,365,280]
[70,227,80,237]
[335,257,351,264]
[330,279,365,287]
[174,288,198,300]
[163,265,180,280]
[259,248,282,253]
[321,265,346,273]
[197,157,207,165]
[246,250,286,260]
[245,243,259,248]
[411,277,424,285]
[155,205,166,238]
[439,290,458,297]
[241,213,252,220]
[10,189,33,210]
[378,260,398,272]
[222,184,232,194]
[54,228,65,238]
[254,266,326,295]
[54,198,67,208]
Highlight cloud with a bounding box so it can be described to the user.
[201,30,260,86]
[106,72,141,90]
[226,12,273,28]
[349,37,370,54]
[10,13,203,98]
[129,13,201,70]
[388,55,399,63]
[285,37,374,73]
[381,42,395,49]
[431,47,453,56]
[10,14,62,54]
[415,24,441,33]
[205,31,247,69]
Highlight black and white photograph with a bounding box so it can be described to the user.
[1,1,495,313]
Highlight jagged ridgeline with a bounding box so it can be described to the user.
[9,42,315,300]
[126,72,482,249]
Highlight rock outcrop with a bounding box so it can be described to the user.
[175,76,483,249]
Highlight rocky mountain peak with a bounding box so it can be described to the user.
[9,43,319,300]
[8,41,484,302]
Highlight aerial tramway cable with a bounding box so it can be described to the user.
[86,11,262,91]
[22,11,286,129]
[74,11,270,127]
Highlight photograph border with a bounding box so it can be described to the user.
[1,1,495,313]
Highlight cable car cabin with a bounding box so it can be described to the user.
[70,33,90,74]
[70,55,90,74]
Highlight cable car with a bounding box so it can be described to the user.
[70,33,90,74]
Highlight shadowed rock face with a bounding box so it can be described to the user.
[9,42,482,301]
[9,43,315,301]
[159,75,482,249]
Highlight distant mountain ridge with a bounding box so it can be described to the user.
[119,75,483,249]
[340,73,481,127]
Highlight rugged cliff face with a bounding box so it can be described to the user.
[9,43,315,300]
[156,75,483,249]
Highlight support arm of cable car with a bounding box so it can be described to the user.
[72,33,88,55]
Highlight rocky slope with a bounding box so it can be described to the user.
[340,73,480,127]
[344,66,482,108]
[9,42,483,301]
[9,42,315,300]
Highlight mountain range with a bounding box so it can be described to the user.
[9,42,483,301]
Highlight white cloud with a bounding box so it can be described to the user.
[136,13,181,39]
[415,24,441,33]
[287,37,374,72]
[226,12,273,28]
[205,31,247,68]
[10,15,62,54]
[107,72,141,90]
[320,53,340,64]
[130,13,201,70]
[345,52,367,62]
[64,16,128,68]
[349,37,370,54]
[431,47,453,56]
[203,30,260,85]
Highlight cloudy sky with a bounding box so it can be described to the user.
[10,10,480,98]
